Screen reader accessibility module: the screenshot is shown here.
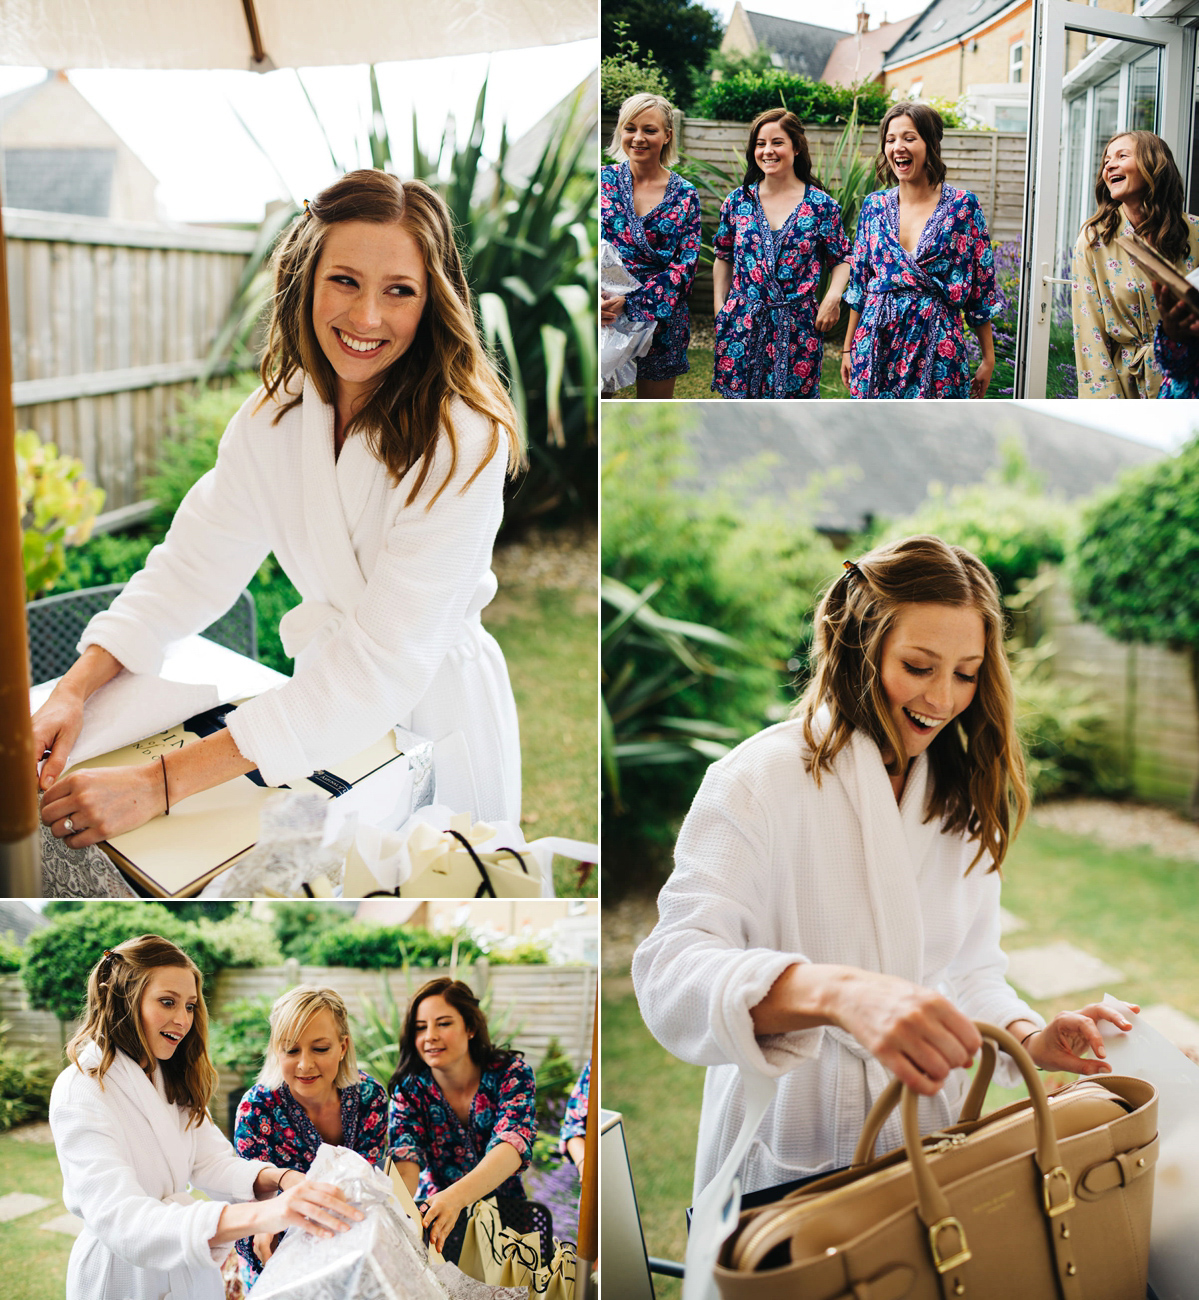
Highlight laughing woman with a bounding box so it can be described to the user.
[711,109,852,399]
[841,102,1004,398]
[600,92,702,398]
[49,936,359,1300]
[1071,130,1199,398]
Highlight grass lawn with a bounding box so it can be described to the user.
[483,585,597,896]
[604,818,1199,1288]
[0,1131,75,1300]
[608,344,850,400]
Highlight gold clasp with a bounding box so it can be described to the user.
[1042,1166,1076,1217]
[929,1217,972,1273]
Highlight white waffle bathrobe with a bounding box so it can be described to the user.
[49,1044,270,1300]
[632,719,1041,1201]
[79,378,520,823]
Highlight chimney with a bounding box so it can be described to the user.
[857,8,870,34]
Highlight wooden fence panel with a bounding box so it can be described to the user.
[5,208,257,511]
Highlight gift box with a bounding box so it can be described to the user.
[252,1145,528,1300]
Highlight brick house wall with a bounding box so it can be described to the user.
[883,1,1032,101]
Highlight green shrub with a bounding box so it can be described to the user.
[270,902,355,962]
[208,995,276,1083]
[693,72,892,126]
[45,531,157,592]
[302,924,482,971]
[486,940,551,965]
[0,935,22,973]
[601,24,674,112]
[0,1024,56,1131]
[17,430,105,598]
[22,902,268,1023]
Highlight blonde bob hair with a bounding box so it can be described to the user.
[793,535,1029,872]
[257,169,524,508]
[66,935,217,1129]
[608,93,678,166]
[257,986,358,1092]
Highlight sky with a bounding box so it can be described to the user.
[708,1,931,29]
[0,39,598,223]
[1031,400,1196,451]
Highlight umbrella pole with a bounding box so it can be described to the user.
[0,200,43,894]
[576,983,598,1298]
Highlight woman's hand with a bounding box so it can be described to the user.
[970,356,994,399]
[830,971,981,1096]
[31,688,86,792]
[40,762,167,848]
[1022,1002,1139,1075]
[839,345,853,390]
[1153,281,1199,341]
[255,1179,362,1240]
[421,1184,471,1253]
[600,293,626,325]
[253,1231,283,1265]
[815,295,841,333]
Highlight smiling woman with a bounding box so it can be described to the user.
[30,169,527,851]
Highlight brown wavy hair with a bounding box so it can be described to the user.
[65,935,217,1129]
[1081,131,1191,265]
[387,977,517,1093]
[875,101,947,188]
[257,169,523,507]
[742,109,827,192]
[793,535,1029,872]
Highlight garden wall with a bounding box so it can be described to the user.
[5,208,256,512]
[1039,571,1199,809]
[1,960,596,1132]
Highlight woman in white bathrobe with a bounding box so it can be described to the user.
[633,535,1136,1201]
[34,170,524,848]
[49,934,360,1300]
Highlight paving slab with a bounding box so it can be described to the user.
[38,1213,83,1238]
[998,907,1027,934]
[1140,1004,1199,1051]
[1005,941,1124,999]
[0,1192,53,1222]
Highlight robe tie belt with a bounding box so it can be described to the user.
[1122,337,1154,394]
[856,271,960,398]
[740,287,814,398]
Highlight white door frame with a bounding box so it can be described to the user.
[1016,0,1194,397]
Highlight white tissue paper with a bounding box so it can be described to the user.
[251,1144,527,1300]
[1098,994,1199,1300]
[600,238,655,393]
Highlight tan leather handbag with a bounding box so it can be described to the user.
[714,1022,1158,1300]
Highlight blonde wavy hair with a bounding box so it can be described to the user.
[1082,131,1191,265]
[66,935,217,1129]
[257,985,358,1092]
[793,535,1029,872]
[608,93,678,166]
[257,169,524,507]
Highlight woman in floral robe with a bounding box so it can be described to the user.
[711,109,851,399]
[600,93,702,397]
[1071,131,1199,398]
[842,102,1003,399]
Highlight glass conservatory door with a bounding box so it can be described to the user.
[1017,0,1193,397]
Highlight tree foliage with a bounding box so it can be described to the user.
[602,0,723,106]
[694,72,893,127]
[601,22,675,112]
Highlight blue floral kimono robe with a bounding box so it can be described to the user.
[711,183,851,398]
[600,162,702,381]
[843,185,1004,398]
[1154,325,1199,398]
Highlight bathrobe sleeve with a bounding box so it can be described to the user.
[189,1111,270,1202]
[78,394,273,676]
[632,761,825,1078]
[51,1071,233,1274]
[225,402,507,785]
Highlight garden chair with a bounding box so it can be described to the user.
[26,582,257,685]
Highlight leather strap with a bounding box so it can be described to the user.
[830,1264,917,1300]
[1078,1135,1159,1198]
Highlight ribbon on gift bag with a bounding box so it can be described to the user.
[457,1197,541,1286]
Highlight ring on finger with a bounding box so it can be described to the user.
[63,817,74,833]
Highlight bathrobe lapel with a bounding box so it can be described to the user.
[91,1046,190,1195]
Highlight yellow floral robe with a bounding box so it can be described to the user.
[1071,209,1199,398]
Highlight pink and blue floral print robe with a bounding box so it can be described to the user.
[558,1058,589,1155]
[711,183,851,399]
[600,162,702,381]
[843,185,1004,399]
[387,1055,537,1202]
[233,1071,388,1286]
[1154,324,1199,398]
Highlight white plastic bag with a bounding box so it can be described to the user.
[600,238,655,392]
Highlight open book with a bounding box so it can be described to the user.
[1116,232,1199,308]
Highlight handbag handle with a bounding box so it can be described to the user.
[900,1022,1073,1250]
[851,1038,998,1167]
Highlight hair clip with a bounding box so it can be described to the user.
[302,198,311,214]
[843,559,865,581]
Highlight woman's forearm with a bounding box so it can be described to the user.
[52,644,124,702]
[164,726,256,805]
[842,308,861,352]
[713,258,733,314]
[825,262,851,303]
[394,1160,421,1196]
[446,1142,522,1205]
[973,321,995,364]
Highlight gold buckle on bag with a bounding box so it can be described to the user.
[1042,1167,1076,1217]
[929,1217,972,1273]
